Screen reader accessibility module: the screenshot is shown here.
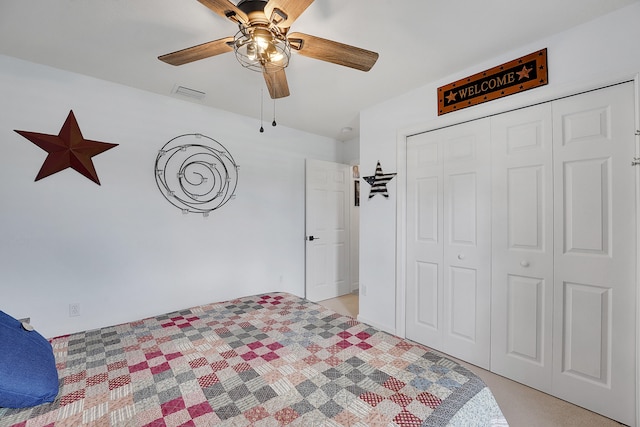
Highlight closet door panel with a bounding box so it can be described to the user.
[507,166,544,250]
[449,266,478,341]
[506,274,545,361]
[415,261,439,329]
[561,282,610,381]
[552,82,636,426]
[407,119,492,369]
[491,103,554,392]
[449,172,477,245]
[406,134,444,349]
[442,119,492,369]
[563,158,610,256]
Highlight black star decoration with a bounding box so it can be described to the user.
[363,161,397,199]
[15,110,118,185]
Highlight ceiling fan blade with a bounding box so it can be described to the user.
[288,32,378,71]
[158,37,234,66]
[263,68,290,99]
[264,0,314,28]
[198,0,248,24]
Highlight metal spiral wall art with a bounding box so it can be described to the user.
[154,133,239,217]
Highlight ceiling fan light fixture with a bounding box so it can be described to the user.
[246,42,257,61]
[254,28,271,49]
[233,27,290,73]
[159,0,379,100]
[270,50,284,62]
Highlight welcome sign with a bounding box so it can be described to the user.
[438,49,548,115]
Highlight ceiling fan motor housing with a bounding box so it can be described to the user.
[236,0,269,14]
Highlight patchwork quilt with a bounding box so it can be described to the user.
[0,293,507,426]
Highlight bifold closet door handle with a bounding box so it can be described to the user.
[520,261,530,267]
[457,254,465,260]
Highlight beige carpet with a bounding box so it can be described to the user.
[318,293,624,427]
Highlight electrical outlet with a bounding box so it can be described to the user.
[69,303,80,317]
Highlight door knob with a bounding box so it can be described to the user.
[457,254,465,260]
[307,236,319,241]
[520,260,530,267]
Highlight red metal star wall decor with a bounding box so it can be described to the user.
[14,110,118,185]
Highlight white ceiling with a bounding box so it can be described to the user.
[1,0,637,141]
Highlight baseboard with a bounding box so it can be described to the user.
[357,314,396,336]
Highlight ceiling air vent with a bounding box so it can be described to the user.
[173,85,206,101]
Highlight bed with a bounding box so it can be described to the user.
[0,292,507,426]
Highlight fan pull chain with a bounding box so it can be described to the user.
[259,88,264,133]
[272,99,277,127]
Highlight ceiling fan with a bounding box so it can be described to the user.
[158,0,379,99]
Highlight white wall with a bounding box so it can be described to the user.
[0,54,340,338]
[339,137,359,166]
[359,2,640,333]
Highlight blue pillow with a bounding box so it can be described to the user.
[0,311,59,408]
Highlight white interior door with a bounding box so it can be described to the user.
[406,119,492,369]
[491,103,554,392]
[305,159,351,302]
[551,82,636,425]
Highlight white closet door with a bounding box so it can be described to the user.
[407,120,492,368]
[491,103,554,392]
[406,131,444,350]
[552,82,636,425]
